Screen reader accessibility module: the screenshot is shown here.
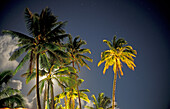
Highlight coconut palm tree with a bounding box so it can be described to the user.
[0,70,25,108]
[85,93,111,109]
[98,36,137,109]
[54,79,90,109]
[66,35,93,109]
[23,64,77,109]
[2,7,68,109]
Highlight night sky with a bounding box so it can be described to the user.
[0,0,170,109]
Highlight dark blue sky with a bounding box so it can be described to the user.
[0,0,170,109]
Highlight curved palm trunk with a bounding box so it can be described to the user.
[36,53,42,109]
[112,72,117,109]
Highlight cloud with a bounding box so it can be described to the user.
[23,96,34,108]
[0,35,19,72]
[10,79,22,90]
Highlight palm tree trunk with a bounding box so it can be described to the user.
[112,72,117,109]
[76,77,82,109]
[36,53,42,109]
[47,81,50,109]
[72,59,82,109]
[43,84,47,109]
[50,80,54,109]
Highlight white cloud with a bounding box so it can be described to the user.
[0,35,19,72]
[23,96,34,108]
[10,79,22,90]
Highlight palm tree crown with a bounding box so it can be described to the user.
[98,35,137,77]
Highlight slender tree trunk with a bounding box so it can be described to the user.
[76,77,82,109]
[47,81,50,109]
[112,72,117,109]
[36,53,42,109]
[72,59,82,109]
[50,80,54,109]
[43,84,47,109]
[69,97,72,109]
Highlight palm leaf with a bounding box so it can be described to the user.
[2,30,34,42]
[13,52,31,75]
[78,54,93,62]
[78,48,91,54]
[91,94,99,109]
[9,45,29,61]
[103,40,113,49]
[0,70,13,86]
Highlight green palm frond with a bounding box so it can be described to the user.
[77,54,93,62]
[0,70,13,86]
[103,40,112,49]
[0,94,25,108]
[91,94,99,109]
[25,8,40,36]
[40,53,50,69]
[13,51,31,75]
[45,21,67,39]
[78,48,91,54]
[0,87,20,97]
[26,72,36,84]
[27,78,46,96]
[9,45,30,61]
[2,30,34,42]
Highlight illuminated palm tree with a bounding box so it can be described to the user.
[66,35,93,109]
[54,79,90,109]
[22,62,76,109]
[2,7,68,109]
[98,36,137,109]
[85,93,111,109]
[0,70,25,108]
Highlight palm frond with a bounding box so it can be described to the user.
[78,54,93,62]
[2,30,34,42]
[13,52,31,75]
[25,8,40,36]
[9,45,29,61]
[103,40,113,49]
[0,70,13,86]
[78,48,91,54]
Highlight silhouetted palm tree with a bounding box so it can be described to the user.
[98,36,137,109]
[2,7,68,109]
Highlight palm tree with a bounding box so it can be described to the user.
[2,7,68,109]
[98,36,137,109]
[0,70,25,108]
[85,93,111,109]
[66,35,93,109]
[54,79,90,109]
[23,65,77,109]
